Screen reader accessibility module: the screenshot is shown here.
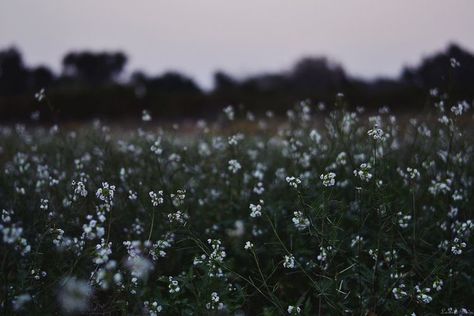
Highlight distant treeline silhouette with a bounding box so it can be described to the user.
[0,43,473,121]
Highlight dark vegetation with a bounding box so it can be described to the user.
[0,44,473,121]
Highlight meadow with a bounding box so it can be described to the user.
[0,94,473,315]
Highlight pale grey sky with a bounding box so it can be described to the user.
[1,1,473,89]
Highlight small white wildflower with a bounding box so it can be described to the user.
[350,235,364,248]
[228,133,244,146]
[320,172,336,187]
[283,254,295,269]
[244,241,254,250]
[450,57,460,68]
[249,202,263,218]
[144,300,163,315]
[432,279,443,292]
[168,276,180,293]
[353,163,372,182]
[367,125,386,141]
[125,256,154,280]
[451,101,470,116]
[141,110,152,121]
[149,191,164,207]
[253,182,265,195]
[150,138,163,156]
[167,210,189,225]
[128,190,138,201]
[292,211,310,231]
[309,130,321,143]
[392,284,408,300]
[286,176,301,189]
[438,115,450,125]
[451,237,466,255]
[206,292,224,310]
[223,105,235,120]
[58,277,93,314]
[35,88,46,102]
[226,220,245,237]
[12,293,32,311]
[228,159,242,174]
[397,212,412,228]
[287,305,301,314]
[96,182,116,205]
[415,285,432,304]
[171,189,186,207]
[40,199,49,210]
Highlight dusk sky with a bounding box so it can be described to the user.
[1,1,473,89]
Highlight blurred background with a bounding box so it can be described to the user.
[1,0,474,121]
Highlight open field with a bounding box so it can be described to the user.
[1,100,473,315]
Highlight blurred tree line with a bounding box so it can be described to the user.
[0,44,473,121]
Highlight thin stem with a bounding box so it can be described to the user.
[148,208,156,241]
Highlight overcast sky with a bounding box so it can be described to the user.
[1,1,473,89]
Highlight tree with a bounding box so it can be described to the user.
[213,71,238,93]
[132,71,201,94]
[62,51,127,86]
[0,47,29,96]
[289,57,347,94]
[29,66,55,91]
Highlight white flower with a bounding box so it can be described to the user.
[96,182,116,205]
[432,279,443,291]
[72,181,88,200]
[450,57,460,68]
[309,130,321,143]
[141,110,152,121]
[149,191,163,207]
[93,239,112,265]
[397,212,412,228]
[438,115,450,125]
[367,125,386,141]
[406,167,420,180]
[144,300,163,315]
[206,292,224,310]
[150,138,163,155]
[283,254,295,269]
[451,237,467,255]
[451,101,470,116]
[320,172,336,187]
[415,285,432,304]
[40,198,49,210]
[353,163,372,182]
[350,235,364,248]
[392,284,408,300]
[228,159,242,174]
[168,276,180,293]
[126,256,154,280]
[167,211,189,225]
[292,211,310,231]
[286,176,301,189]
[128,190,138,200]
[223,105,235,120]
[35,88,46,102]
[253,182,265,195]
[12,293,32,311]
[228,133,244,146]
[287,305,301,314]
[58,277,93,314]
[171,189,186,207]
[249,202,262,218]
[244,241,254,250]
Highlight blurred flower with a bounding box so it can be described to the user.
[58,277,93,314]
